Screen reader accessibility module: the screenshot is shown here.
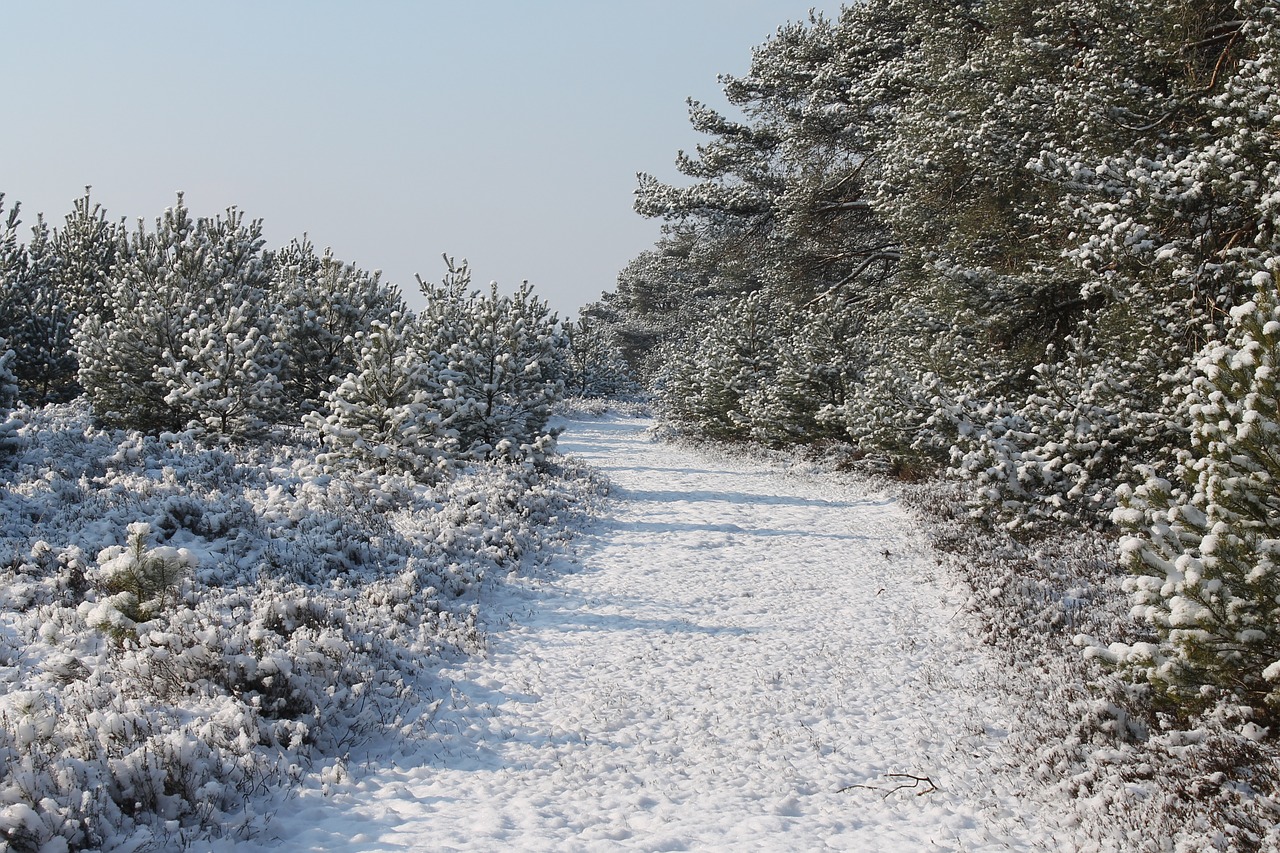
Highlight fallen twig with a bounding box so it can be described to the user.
[839,773,938,798]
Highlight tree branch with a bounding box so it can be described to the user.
[803,250,902,308]
[839,773,939,798]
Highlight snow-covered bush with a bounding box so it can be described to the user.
[1098,272,1280,718]
[833,362,951,475]
[0,400,591,850]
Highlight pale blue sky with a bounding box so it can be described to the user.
[4,2,842,316]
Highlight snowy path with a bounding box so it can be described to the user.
[249,417,1052,851]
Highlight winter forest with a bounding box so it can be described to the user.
[2,0,1280,850]
[594,0,1280,844]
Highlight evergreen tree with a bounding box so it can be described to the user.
[7,216,79,405]
[0,195,31,444]
[564,313,638,398]
[438,280,567,459]
[1105,269,1280,717]
[305,312,446,478]
[271,237,405,417]
[950,0,1272,522]
[76,195,280,436]
[51,187,127,325]
[159,207,281,438]
[0,197,83,405]
[77,197,201,431]
[661,290,775,442]
[582,231,738,386]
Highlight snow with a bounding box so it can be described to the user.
[235,416,1056,851]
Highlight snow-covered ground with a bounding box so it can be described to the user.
[240,416,1058,851]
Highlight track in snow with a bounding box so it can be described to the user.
[249,416,1054,851]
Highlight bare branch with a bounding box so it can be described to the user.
[814,200,873,214]
[803,250,902,308]
[839,773,939,798]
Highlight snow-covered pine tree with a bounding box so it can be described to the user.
[0,188,131,406]
[438,280,567,460]
[634,4,905,307]
[0,196,19,282]
[415,254,474,371]
[51,187,127,325]
[564,313,638,399]
[902,0,1266,521]
[582,232,739,388]
[304,311,446,479]
[160,208,282,439]
[0,199,19,416]
[0,197,28,447]
[871,0,1104,431]
[77,197,202,431]
[949,338,1175,529]
[623,2,913,446]
[271,237,405,417]
[661,290,775,442]
[2,215,79,405]
[77,196,281,436]
[1103,268,1280,718]
[738,294,878,447]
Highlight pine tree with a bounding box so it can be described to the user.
[662,290,775,442]
[1105,269,1280,717]
[951,0,1273,523]
[271,238,405,417]
[7,217,79,405]
[77,197,200,431]
[51,187,127,324]
[0,198,26,447]
[305,312,446,478]
[438,280,567,459]
[76,196,281,436]
[162,208,282,438]
[564,314,638,398]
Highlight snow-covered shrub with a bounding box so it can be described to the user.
[0,399,591,850]
[0,341,18,415]
[905,473,1279,851]
[736,299,868,448]
[1098,272,1280,718]
[833,362,951,476]
[0,338,22,460]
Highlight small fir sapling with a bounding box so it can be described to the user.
[83,521,197,630]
